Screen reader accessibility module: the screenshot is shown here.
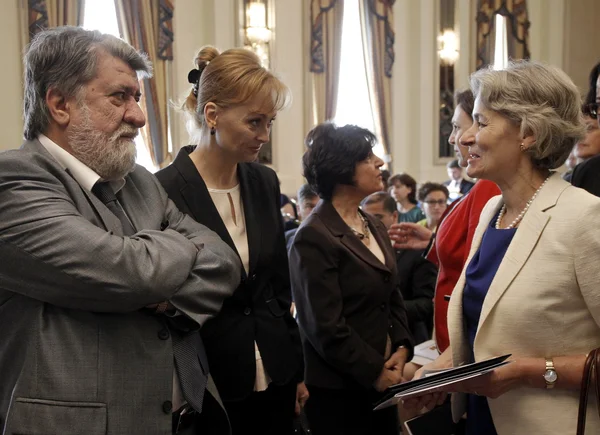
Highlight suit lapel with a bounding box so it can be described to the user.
[340,233,389,273]
[449,195,500,366]
[173,148,239,256]
[22,140,125,235]
[476,173,565,335]
[365,213,395,271]
[118,176,153,233]
[238,164,260,274]
[317,201,389,273]
[78,173,124,235]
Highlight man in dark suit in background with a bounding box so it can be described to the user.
[443,159,474,202]
[285,184,319,251]
[572,153,600,197]
[571,80,600,197]
[361,192,437,344]
[0,26,239,434]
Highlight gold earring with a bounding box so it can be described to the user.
[520,143,525,152]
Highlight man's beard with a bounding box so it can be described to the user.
[67,104,138,181]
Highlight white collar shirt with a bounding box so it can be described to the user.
[37,134,125,194]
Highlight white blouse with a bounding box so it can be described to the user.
[207,185,249,274]
[207,184,271,391]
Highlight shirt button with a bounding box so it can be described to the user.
[383,275,390,283]
[157,329,170,340]
[244,307,252,315]
[162,400,172,414]
[380,303,387,311]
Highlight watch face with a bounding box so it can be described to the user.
[544,369,558,383]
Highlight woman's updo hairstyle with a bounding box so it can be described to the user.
[183,46,291,131]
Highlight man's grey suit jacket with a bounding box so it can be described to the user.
[0,140,240,434]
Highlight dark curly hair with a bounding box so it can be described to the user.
[585,62,600,106]
[302,123,377,201]
[417,182,449,203]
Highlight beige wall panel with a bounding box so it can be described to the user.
[1,0,24,150]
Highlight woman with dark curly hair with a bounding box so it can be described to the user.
[416,182,449,232]
[289,123,413,435]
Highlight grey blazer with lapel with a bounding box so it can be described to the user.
[0,140,240,434]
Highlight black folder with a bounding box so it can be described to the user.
[373,354,512,411]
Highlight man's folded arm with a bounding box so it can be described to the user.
[155,188,241,325]
[0,158,234,312]
[168,229,241,326]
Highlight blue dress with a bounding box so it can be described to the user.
[462,213,516,435]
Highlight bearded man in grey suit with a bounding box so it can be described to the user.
[0,27,241,435]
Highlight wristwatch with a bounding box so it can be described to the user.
[543,357,558,389]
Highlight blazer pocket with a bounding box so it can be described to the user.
[266,298,286,317]
[5,398,107,435]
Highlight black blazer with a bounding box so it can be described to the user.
[289,200,413,391]
[395,249,437,344]
[571,154,600,198]
[444,178,475,195]
[156,146,303,401]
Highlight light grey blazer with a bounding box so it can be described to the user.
[449,173,600,434]
[0,140,240,434]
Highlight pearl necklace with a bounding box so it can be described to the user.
[495,176,551,230]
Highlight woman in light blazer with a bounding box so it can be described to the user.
[404,61,600,434]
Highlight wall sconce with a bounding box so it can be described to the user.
[438,30,459,65]
[244,0,272,68]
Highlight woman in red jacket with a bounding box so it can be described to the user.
[390,90,500,353]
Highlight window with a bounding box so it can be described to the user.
[82,0,157,172]
[493,14,509,70]
[333,0,384,160]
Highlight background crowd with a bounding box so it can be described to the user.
[2,25,600,435]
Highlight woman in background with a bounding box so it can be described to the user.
[416,182,449,232]
[156,46,306,435]
[573,103,600,163]
[388,173,425,223]
[571,62,600,196]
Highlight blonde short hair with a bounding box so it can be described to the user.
[183,46,290,131]
[470,60,586,169]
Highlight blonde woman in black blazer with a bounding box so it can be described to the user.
[157,46,304,435]
[289,123,413,435]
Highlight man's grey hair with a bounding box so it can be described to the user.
[470,60,586,170]
[23,26,153,140]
